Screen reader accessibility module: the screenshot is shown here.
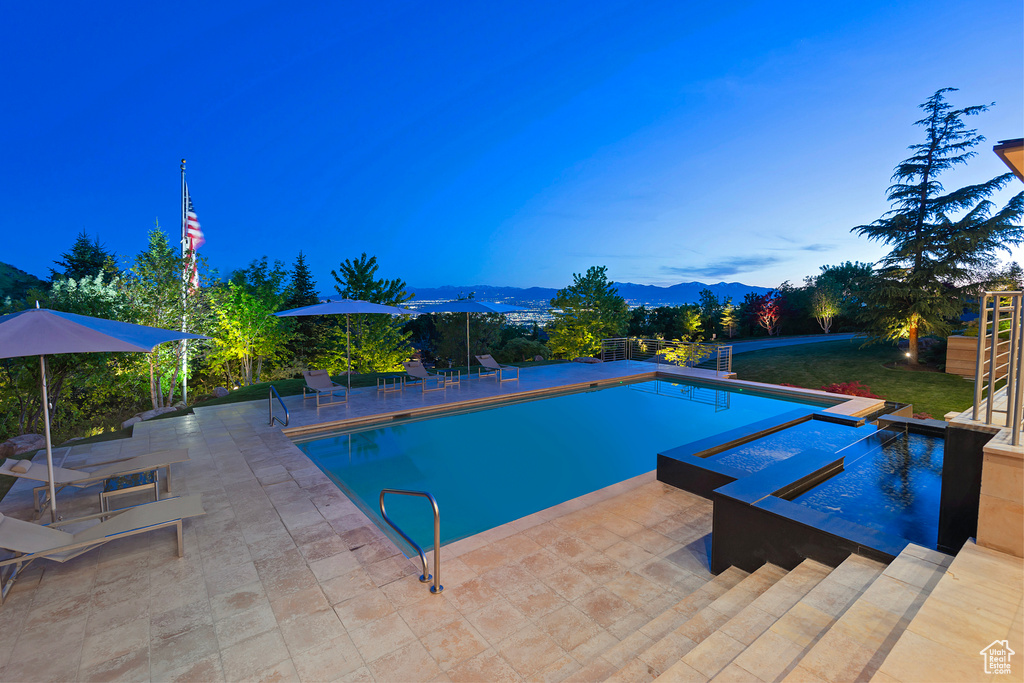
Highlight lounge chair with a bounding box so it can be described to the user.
[0,495,206,602]
[475,354,520,382]
[402,361,446,392]
[303,370,347,406]
[0,448,190,515]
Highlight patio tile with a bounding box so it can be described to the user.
[78,616,150,672]
[162,653,225,683]
[78,648,150,683]
[149,625,218,679]
[536,604,603,652]
[214,602,279,650]
[292,634,364,682]
[334,590,395,630]
[465,596,531,644]
[280,608,346,656]
[349,612,418,663]
[321,567,378,606]
[368,639,444,681]
[219,629,291,681]
[496,623,565,677]
[447,648,521,682]
[399,593,464,637]
[573,587,636,629]
[421,618,491,671]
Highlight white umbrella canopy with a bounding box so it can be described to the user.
[275,298,418,394]
[412,301,526,372]
[0,307,209,521]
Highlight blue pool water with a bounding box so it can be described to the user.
[710,420,874,474]
[297,379,824,552]
[794,431,944,548]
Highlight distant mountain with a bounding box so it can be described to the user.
[403,281,770,306]
[0,262,46,303]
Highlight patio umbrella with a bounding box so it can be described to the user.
[275,299,417,395]
[0,306,209,522]
[412,301,526,373]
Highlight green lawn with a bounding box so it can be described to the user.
[730,339,974,419]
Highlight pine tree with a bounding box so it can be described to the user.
[51,230,118,283]
[330,253,413,372]
[283,251,329,364]
[854,88,1023,362]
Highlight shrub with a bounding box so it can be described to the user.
[494,338,550,363]
[818,381,882,399]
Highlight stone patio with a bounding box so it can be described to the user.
[0,362,1017,682]
[0,363,724,681]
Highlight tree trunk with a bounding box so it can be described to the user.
[148,356,158,410]
[908,323,919,364]
[156,377,163,408]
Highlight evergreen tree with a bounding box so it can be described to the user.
[283,251,329,364]
[854,88,1023,362]
[330,253,413,373]
[547,266,628,358]
[51,230,118,283]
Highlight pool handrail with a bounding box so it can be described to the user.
[268,385,289,427]
[379,488,443,594]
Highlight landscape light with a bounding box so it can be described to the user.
[905,352,911,357]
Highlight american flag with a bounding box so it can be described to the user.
[185,183,205,249]
[184,182,204,290]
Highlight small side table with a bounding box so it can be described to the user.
[436,368,461,386]
[377,375,405,393]
[100,470,159,513]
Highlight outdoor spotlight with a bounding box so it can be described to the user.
[905,352,911,357]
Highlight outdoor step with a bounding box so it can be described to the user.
[607,562,789,682]
[702,553,887,683]
[673,558,834,679]
[596,566,751,671]
[781,544,951,683]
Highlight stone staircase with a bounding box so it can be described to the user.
[570,544,951,683]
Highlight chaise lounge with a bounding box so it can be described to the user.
[0,448,190,514]
[402,361,447,392]
[475,354,520,382]
[303,369,347,406]
[0,494,206,602]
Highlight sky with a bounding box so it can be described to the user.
[3,1,1022,290]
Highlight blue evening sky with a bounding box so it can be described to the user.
[3,1,1021,290]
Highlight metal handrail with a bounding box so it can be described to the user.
[379,489,443,594]
[268,386,289,427]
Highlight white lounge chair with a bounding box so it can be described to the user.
[0,495,206,602]
[0,449,190,515]
[475,354,520,382]
[303,370,347,406]
[402,361,446,392]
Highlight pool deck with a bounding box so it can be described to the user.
[0,361,1004,682]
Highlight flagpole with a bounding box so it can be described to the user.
[180,159,189,406]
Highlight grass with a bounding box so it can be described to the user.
[730,339,975,419]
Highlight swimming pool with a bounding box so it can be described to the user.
[794,431,944,548]
[296,378,828,553]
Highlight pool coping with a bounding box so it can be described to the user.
[280,364,868,440]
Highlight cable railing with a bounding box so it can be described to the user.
[972,291,1023,446]
[599,337,733,376]
[268,385,289,427]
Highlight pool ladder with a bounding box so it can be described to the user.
[379,489,443,594]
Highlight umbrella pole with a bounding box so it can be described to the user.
[346,314,351,396]
[466,312,470,377]
[39,355,57,523]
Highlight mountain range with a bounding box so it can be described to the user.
[404,281,770,306]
